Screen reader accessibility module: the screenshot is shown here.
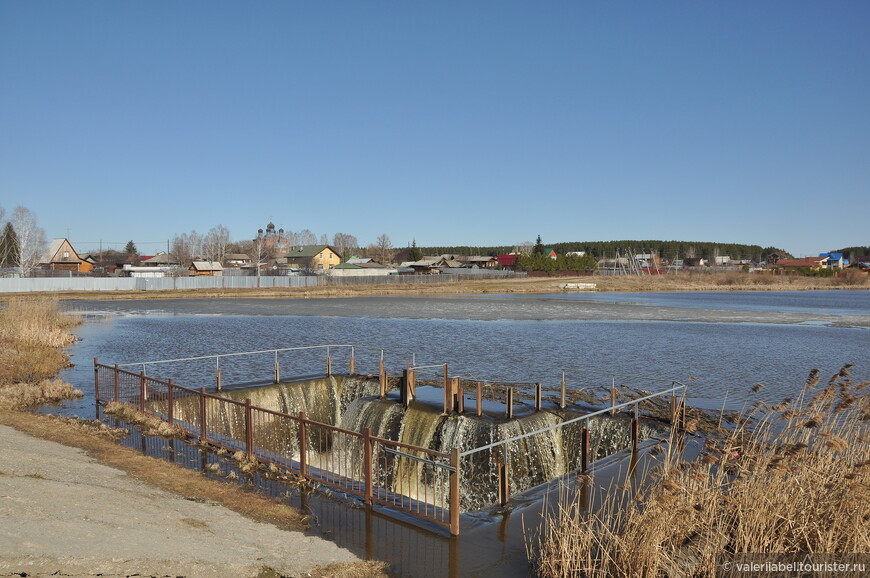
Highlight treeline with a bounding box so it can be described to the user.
[515,253,598,272]
[414,240,779,261]
[415,245,514,257]
[550,240,772,261]
[834,246,870,260]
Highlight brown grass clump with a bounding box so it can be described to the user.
[0,377,83,411]
[529,365,870,577]
[104,401,188,439]
[0,298,82,402]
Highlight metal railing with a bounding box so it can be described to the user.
[115,344,388,391]
[94,359,459,534]
[95,352,688,536]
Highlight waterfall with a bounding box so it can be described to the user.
[158,376,669,512]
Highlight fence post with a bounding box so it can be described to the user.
[443,363,449,392]
[476,382,483,417]
[216,365,222,391]
[275,354,280,384]
[455,379,464,414]
[498,457,510,508]
[534,383,542,411]
[93,358,100,402]
[349,348,355,375]
[199,387,208,443]
[167,379,174,424]
[245,399,253,458]
[449,447,460,536]
[298,411,308,479]
[379,359,386,399]
[139,372,147,411]
[610,377,617,416]
[581,427,590,473]
[631,417,639,454]
[363,427,373,507]
[560,372,566,409]
[326,352,332,376]
[506,387,514,420]
[114,364,119,402]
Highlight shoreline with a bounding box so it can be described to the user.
[1,272,867,303]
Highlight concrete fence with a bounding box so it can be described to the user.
[0,271,525,293]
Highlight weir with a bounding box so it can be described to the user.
[94,345,687,535]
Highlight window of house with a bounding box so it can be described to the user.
[63,251,70,259]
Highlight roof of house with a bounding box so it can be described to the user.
[777,257,828,268]
[142,253,179,265]
[225,253,251,261]
[402,258,442,268]
[497,254,517,266]
[190,261,223,271]
[284,245,341,259]
[39,239,81,264]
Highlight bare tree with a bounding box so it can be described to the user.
[298,229,317,246]
[12,206,46,276]
[319,233,329,245]
[171,231,204,267]
[370,233,393,264]
[240,237,270,277]
[332,232,359,259]
[203,224,231,264]
[515,241,534,255]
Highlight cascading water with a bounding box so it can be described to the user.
[162,376,669,513]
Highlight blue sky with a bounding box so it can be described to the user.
[1,1,867,257]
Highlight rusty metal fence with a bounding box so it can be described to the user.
[93,360,460,534]
[95,349,688,536]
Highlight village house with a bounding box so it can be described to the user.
[284,245,342,271]
[460,256,498,268]
[38,238,93,273]
[818,252,848,269]
[496,254,518,269]
[224,253,252,268]
[141,253,180,268]
[776,256,830,270]
[188,261,223,276]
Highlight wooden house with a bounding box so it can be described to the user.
[38,238,93,273]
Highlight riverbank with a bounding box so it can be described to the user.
[0,299,386,577]
[1,271,867,303]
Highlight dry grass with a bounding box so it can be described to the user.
[0,298,83,409]
[0,377,83,411]
[104,401,188,438]
[529,365,870,577]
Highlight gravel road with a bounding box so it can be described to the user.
[0,424,359,578]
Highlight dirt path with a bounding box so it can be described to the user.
[0,423,360,578]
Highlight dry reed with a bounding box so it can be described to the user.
[0,299,83,409]
[529,366,870,577]
[104,401,188,439]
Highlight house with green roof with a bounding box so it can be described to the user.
[284,245,342,271]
